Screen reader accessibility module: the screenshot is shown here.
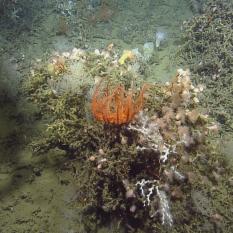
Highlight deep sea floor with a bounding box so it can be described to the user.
[0,0,232,232]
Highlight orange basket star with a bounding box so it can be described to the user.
[91,79,150,125]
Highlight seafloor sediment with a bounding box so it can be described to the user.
[0,0,232,232]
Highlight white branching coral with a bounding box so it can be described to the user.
[136,179,173,227]
[128,111,176,163]
[128,69,207,228]
[128,111,162,148]
[128,69,205,154]
[155,187,173,227]
[136,179,157,207]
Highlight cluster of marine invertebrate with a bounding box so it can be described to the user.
[180,0,233,131]
[116,68,214,228]
[118,50,135,65]
[88,2,114,24]
[136,179,173,227]
[128,111,177,163]
[128,68,206,162]
[23,45,229,232]
[47,55,66,76]
[91,79,149,125]
[154,69,205,147]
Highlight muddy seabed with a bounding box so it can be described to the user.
[0,0,232,232]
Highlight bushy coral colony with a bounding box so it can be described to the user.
[23,45,226,232]
[180,0,233,132]
[136,179,173,227]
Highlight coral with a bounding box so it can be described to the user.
[129,69,205,153]
[128,111,176,163]
[179,0,233,130]
[88,3,114,24]
[118,50,135,65]
[97,3,114,21]
[91,79,149,125]
[155,187,173,227]
[136,179,173,227]
[157,69,205,146]
[23,46,232,232]
[47,55,66,76]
